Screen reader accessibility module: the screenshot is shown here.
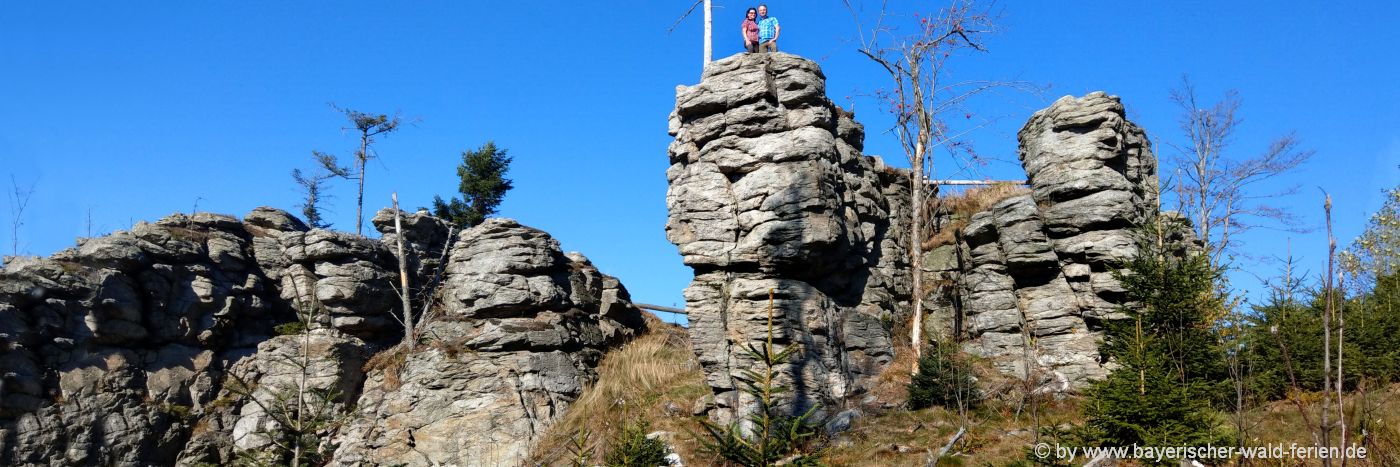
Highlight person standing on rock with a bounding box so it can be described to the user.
[741,7,760,53]
[756,4,780,52]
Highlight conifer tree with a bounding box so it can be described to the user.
[292,152,350,229]
[696,289,823,466]
[432,141,513,229]
[1081,216,1230,448]
[315,107,401,235]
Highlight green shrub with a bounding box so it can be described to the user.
[273,320,308,336]
[908,341,981,411]
[603,421,667,467]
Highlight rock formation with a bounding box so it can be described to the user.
[332,219,645,466]
[666,52,912,426]
[665,52,1162,412]
[931,92,1158,388]
[0,208,645,466]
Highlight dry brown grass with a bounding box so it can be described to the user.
[826,381,1400,466]
[1243,384,1400,466]
[924,183,1030,250]
[362,344,408,391]
[530,315,709,465]
[165,226,212,243]
[824,395,1084,466]
[870,345,917,405]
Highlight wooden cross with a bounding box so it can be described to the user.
[672,0,714,66]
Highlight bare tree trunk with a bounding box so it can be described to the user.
[909,152,924,366]
[908,59,932,369]
[1322,194,1334,467]
[392,193,415,350]
[1328,195,1348,466]
[844,2,1013,375]
[355,137,368,236]
[416,226,456,326]
[703,0,712,64]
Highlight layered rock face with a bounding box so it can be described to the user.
[666,53,912,425]
[0,209,644,466]
[0,211,315,465]
[333,219,645,466]
[664,52,1163,405]
[944,92,1158,388]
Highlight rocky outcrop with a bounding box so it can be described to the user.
[0,212,298,465]
[0,208,645,466]
[664,51,1164,403]
[666,52,912,427]
[930,92,1159,389]
[332,219,646,466]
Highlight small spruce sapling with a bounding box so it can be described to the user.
[696,288,823,466]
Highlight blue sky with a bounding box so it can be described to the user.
[2,2,1397,323]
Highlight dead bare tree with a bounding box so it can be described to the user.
[391,193,416,350]
[1168,76,1314,267]
[1321,193,1336,467]
[1322,193,1352,467]
[7,175,35,257]
[844,0,1026,366]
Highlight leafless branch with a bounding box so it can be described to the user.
[8,175,36,257]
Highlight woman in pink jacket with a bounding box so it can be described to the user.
[741,7,760,53]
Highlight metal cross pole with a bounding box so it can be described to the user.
[671,0,714,66]
[636,303,688,315]
[927,179,1029,186]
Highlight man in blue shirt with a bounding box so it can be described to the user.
[757,4,780,52]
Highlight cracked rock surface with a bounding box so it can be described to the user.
[0,209,644,466]
[331,219,645,467]
[666,52,912,427]
[932,92,1159,390]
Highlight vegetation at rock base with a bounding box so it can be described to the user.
[695,292,825,467]
[226,295,356,467]
[1078,216,1232,450]
[908,340,982,411]
[530,317,708,465]
[603,420,670,467]
[432,140,514,229]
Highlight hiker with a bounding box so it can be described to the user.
[741,7,760,53]
[756,4,780,52]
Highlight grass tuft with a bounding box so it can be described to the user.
[925,183,1030,250]
[531,315,708,465]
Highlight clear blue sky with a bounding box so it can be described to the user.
[3,2,1397,322]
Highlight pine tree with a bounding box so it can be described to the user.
[1081,216,1230,449]
[432,141,513,229]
